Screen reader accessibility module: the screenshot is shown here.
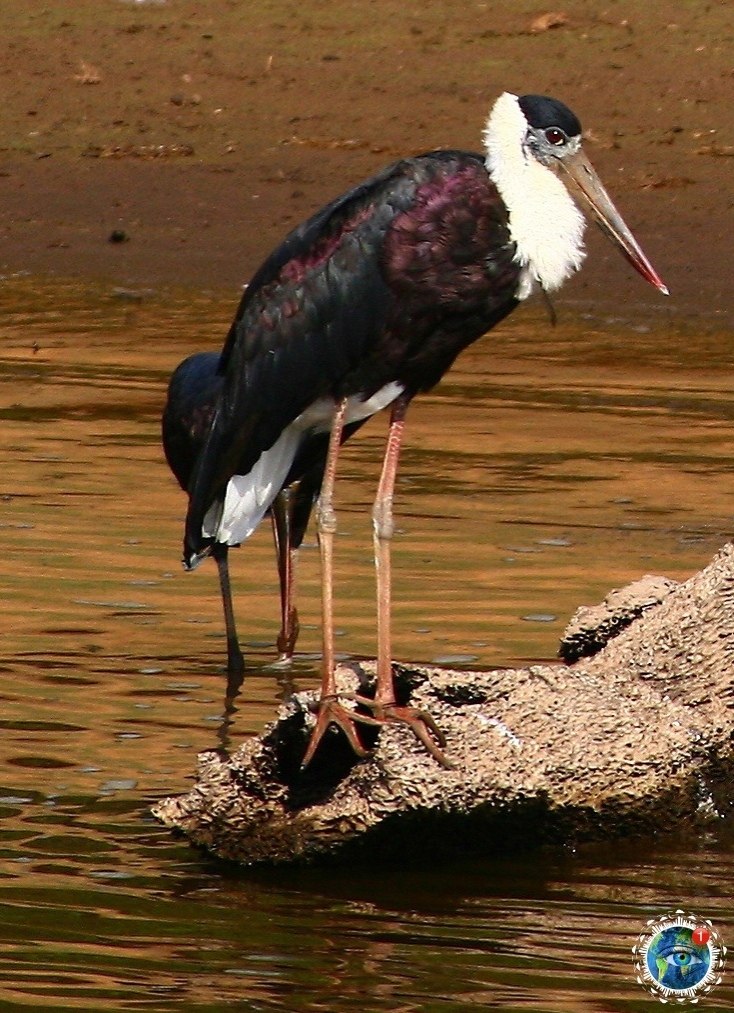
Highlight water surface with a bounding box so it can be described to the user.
[0,275,732,1010]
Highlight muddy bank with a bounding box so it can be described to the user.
[0,1,731,325]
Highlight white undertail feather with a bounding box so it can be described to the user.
[202,426,301,545]
[204,381,404,548]
[483,92,586,300]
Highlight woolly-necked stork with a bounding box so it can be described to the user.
[172,92,667,768]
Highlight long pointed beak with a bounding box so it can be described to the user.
[559,147,669,296]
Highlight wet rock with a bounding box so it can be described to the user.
[153,545,734,865]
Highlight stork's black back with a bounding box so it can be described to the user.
[185,149,521,564]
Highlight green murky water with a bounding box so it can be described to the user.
[0,274,732,1010]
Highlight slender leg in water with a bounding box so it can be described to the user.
[271,489,300,662]
[211,542,245,752]
[301,398,380,767]
[212,542,245,680]
[371,396,451,767]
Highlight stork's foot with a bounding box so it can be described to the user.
[301,692,454,770]
[301,695,382,769]
[374,702,454,770]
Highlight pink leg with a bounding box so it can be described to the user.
[373,397,406,704]
[301,399,380,767]
[371,396,452,767]
[316,398,344,685]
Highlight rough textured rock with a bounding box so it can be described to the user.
[559,575,679,662]
[152,544,734,865]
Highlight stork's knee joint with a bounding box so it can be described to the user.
[317,502,337,535]
[372,497,394,540]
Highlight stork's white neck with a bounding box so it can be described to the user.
[483,92,586,299]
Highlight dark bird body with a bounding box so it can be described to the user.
[164,350,323,532]
[162,351,363,671]
[163,351,324,673]
[184,150,520,566]
[164,92,667,766]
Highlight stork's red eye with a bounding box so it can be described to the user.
[545,127,566,146]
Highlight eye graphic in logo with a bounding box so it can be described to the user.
[632,911,726,1003]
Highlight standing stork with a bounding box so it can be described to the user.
[179,92,667,768]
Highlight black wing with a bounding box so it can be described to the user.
[185,150,518,564]
[162,350,367,554]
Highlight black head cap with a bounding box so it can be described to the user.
[518,95,582,138]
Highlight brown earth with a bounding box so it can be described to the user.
[0,1,732,325]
